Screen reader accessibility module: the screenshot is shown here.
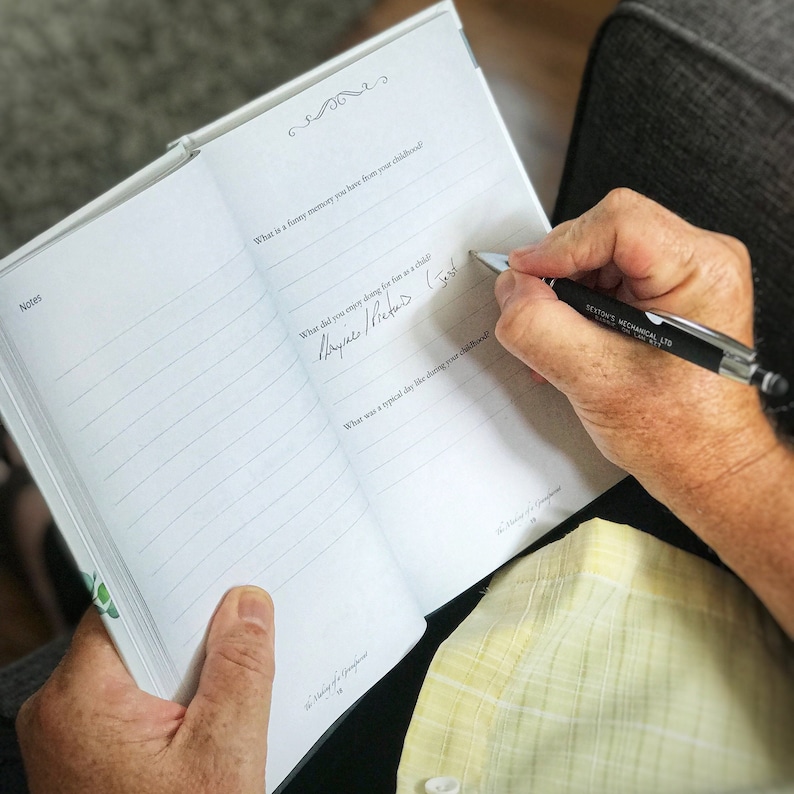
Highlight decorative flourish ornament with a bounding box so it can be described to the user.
[289,77,388,136]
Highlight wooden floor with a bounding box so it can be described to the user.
[0,0,615,668]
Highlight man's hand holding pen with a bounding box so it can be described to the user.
[492,188,794,636]
[493,188,766,489]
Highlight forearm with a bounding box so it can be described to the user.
[646,419,794,638]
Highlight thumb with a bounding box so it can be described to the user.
[182,586,275,783]
[494,269,628,390]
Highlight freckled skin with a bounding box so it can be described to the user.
[16,587,275,794]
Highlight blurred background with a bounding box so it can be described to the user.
[0,0,615,666]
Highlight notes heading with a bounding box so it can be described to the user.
[19,294,42,312]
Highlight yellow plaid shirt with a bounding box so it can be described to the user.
[398,519,794,793]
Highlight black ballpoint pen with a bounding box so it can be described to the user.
[471,251,789,397]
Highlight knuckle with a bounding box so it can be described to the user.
[23,687,58,734]
[719,234,751,271]
[597,187,645,228]
[14,694,35,739]
[494,305,517,347]
[15,685,65,750]
[702,234,753,300]
[495,298,534,356]
[214,635,275,682]
[602,186,640,213]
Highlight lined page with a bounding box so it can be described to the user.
[202,12,622,613]
[0,156,424,782]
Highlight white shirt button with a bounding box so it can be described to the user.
[425,777,461,794]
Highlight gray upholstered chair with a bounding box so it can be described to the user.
[555,0,794,434]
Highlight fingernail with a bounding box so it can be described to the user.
[237,587,273,630]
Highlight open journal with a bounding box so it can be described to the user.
[0,2,622,790]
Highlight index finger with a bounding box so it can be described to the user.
[49,608,132,684]
[508,189,729,305]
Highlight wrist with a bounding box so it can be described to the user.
[656,418,794,636]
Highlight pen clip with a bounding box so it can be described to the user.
[646,309,756,363]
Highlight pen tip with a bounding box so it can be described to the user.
[470,251,510,274]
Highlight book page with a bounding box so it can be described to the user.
[201,11,622,613]
[0,155,424,789]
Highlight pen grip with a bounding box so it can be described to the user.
[548,278,724,372]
